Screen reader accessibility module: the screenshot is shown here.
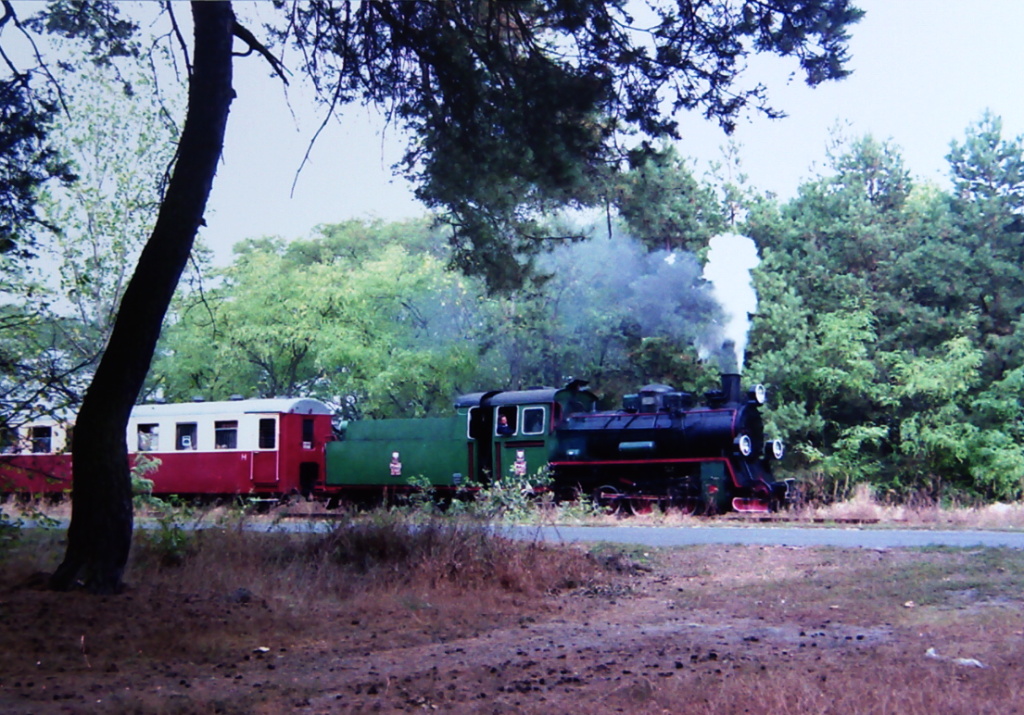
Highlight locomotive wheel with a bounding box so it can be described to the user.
[671,495,702,516]
[626,496,665,516]
[669,490,703,516]
[592,485,623,515]
[666,481,702,516]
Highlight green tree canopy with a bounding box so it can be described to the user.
[746,118,1024,503]
[615,145,725,254]
[155,221,479,418]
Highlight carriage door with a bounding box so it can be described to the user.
[251,417,279,488]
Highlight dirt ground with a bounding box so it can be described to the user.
[2,532,1024,714]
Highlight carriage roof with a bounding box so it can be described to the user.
[454,383,597,410]
[131,398,333,419]
[455,388,559,409]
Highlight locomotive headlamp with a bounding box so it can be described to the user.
[736,434,754,457]
[749,384,767,405]
[766,439,785,460]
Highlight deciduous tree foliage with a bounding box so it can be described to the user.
[0,71,74,252]
[153,222,479,418]
[39,64,183,389]
[1,3,166,443]
[0,62,190,452]
[0,0,137,252]
[0,254,73,440]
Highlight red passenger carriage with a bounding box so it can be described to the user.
[0,398,335,498]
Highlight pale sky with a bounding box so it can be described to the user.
[162,1,1024,264]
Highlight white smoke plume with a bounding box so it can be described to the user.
[701,233,760,372]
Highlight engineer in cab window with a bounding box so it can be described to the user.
[497,414,513,435]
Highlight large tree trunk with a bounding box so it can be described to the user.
[50,2,236,594]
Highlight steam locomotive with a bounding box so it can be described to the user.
[0,374,791,514]
[549,374,790,514]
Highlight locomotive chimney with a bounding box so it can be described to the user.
[720,373,742,405]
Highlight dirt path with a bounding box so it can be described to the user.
[1,545,1022,714]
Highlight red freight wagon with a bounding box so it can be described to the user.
[0,398,335,498]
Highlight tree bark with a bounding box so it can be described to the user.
[50,2,236,594]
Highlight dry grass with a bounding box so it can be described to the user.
[312,516,598,593]
[124,510,607,602]
[562,483,1024,530]
[9,484,1024,530]
[610,654,1024,715]
[792,483,1024,529]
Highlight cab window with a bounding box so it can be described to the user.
[496,406,517,436]
[521,407,546,435]
[467,407,486,440]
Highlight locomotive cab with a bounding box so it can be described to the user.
[459,381,599,485]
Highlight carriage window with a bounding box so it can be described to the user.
[1,427,17,454]
[496,406,517,436]
[215,420,238,449]
[259,418,277,449]
[522,407,546,435]
[31,426,52,453]
[301,418,314,448]
[176,423,197,451]
[137,424,159,452]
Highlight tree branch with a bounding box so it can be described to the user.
[232,19,288,85]
[163,1,192,77]
[0,0,71,116]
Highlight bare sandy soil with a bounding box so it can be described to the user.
[1,531,1024,714]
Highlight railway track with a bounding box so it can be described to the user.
[275,511,880,526]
